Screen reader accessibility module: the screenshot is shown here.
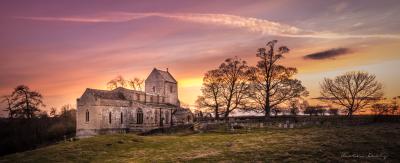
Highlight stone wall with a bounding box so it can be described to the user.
[164,82,178,105]
[144,69,178,105]
[193,116,400,133]
[145,71,165,95]
[77,95,176,137]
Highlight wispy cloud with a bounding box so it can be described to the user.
[304,48,352,60]
[15,12,400,39]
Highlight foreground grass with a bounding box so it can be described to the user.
[1,123,399,162]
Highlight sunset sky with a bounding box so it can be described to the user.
[1,0,400,116]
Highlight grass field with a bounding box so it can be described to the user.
[1,123,399,162]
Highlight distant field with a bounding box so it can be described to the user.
[1,123,399,162]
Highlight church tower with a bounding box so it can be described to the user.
[145,68,179,106]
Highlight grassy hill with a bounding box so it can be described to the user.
[1,123,399,162]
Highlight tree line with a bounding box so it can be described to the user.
[0,85,76,156]
[196,40,398,120]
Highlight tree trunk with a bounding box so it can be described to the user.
[25,93,31,119]
[348,111,353,119]
[264,89,271,119]
[214,106,219,121]
[264,102,270,119]
[224,111,229,122]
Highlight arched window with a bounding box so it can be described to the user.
[85,110,90,122]
[109,112,112,124]
[137,108,143,124]
[170,85,173,93]
[152,86,155,92]
[120,112,123,124]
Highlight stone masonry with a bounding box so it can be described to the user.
[76,68,193,137]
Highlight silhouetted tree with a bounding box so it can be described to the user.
[60,104,73,119]
[316,107,326,116]
[218,57,251,119]
[1,95,15,118]
[49,107,57,117]
[303,106,323,116]
[128,77,144,91]
[10,85,45,119]
[249,40,308,118]
[319,71,383,118]
[299,100,309,114]
[288,99,300,116]
[196,69,223,120]
[328,108,339,116]
[107,75,126,90]
[371,103,390,116]
[198,57,251,120]
[390,97,399,115]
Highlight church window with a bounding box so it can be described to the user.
[137,108,143,124]
[152,86,155,92]
[109,112,112,124]
[170,85,173,93]
[136,94,140,101]
[150,96,153,103]
[85,110,89,122]
[120,112,123,124]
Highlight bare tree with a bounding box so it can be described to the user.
[371,103,390,116]
[195,69,223,120]
[249,40,308,118]
[390,97,399,115]
[49,107,57,117]
[10,85,45,119]
[327,108,339,116]
[218,57,251,120]
[319,71,383,118]
[128,77,144,91]
[107,75,126,90]
[288,99,300,116]
[1,95,15,118]
[197,57,251,120]
[304,106,322,116]
[299,100,309,114]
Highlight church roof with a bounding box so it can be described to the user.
[84,88,128,100]
[153,68,177,83]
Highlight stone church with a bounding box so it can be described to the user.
[76,68,193,137]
